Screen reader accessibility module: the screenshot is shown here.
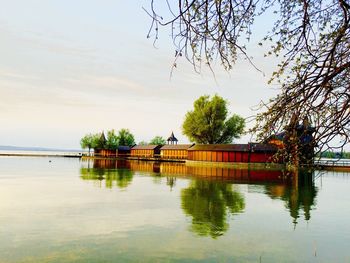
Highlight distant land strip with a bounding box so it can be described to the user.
[0,145,83,152]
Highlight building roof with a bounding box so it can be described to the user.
[188,143,277,153]
[160,144,194,150]
[100,131,107,143]
[131,145,161,150]
[249,143,278,153]
[167,132,178,142]
[188,144,250,152]
[117,146,131,151]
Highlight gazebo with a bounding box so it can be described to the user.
[167,132,178,145]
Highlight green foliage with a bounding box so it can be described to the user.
[182,95,245,144]
[105,129,119,150]
[80,134,93,150]
[81,129,136,151]
[138,141,149,146]
[319,151,336,159]
[149,136,166,145]
[95,132,107,149]
[318,151,350,159]
[118,128,135,146]
[80,133,100,155]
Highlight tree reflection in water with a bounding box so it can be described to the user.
[79,160,318,231]
[80,159,134,189]
[166,176,176,191]
[264,169,318,227]
[181,179,245,238]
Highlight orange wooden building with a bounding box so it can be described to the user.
[130,145,162,158]
[94,149,116,157]
[160,144,194,159]
[187,143,278,163]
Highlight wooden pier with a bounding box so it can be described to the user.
[314,159,350,172]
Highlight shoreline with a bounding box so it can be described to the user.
[0,153,82,158]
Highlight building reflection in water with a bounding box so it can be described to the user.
[80,159,317,236]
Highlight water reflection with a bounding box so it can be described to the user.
[80,159,318,234]
[80,159,134,189]
[166,176,177,190]
[181,179,244,238]
[264,169,317,226]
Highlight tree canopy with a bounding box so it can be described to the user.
[95,132,107,149]
[80,133,100,155]
[146,0,350,158]
[138,141,149,146]
[117,129,136,147]
[80,129,136,151]
[149,136,166,145]
[182,95,245,144]
[105,130,119,150]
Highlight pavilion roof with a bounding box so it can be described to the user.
[188,144,249,152]
[167,132,178,142]
[100,132,106,143]
[188,143,277,153]
[132,145,162,150]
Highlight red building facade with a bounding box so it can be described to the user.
[187,144,278,163]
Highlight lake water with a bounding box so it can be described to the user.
[0,156,349,262]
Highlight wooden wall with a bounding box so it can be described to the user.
[94,149,116,157]
[188,150,274,163]
[117,150,130,157]
[130,149,156,157]
[161,150,188,159]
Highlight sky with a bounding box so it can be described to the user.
[0,0,279,149]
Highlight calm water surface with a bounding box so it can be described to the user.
[0,156,349,262]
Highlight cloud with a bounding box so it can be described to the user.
[65,75,148,95]
[0,69,40,81]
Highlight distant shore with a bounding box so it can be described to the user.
[0,151,84,158]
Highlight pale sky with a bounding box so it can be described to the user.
[0,0,279,149]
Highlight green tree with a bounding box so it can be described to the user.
[106,129,119,150]
[343,152,350,159]
[147,0,350,161]
[118,128,135,146]
[149,136,166,145]
[182,95,245,144]
[95,132,107,149]
[138,141,149,146]
[80,133,100,155]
